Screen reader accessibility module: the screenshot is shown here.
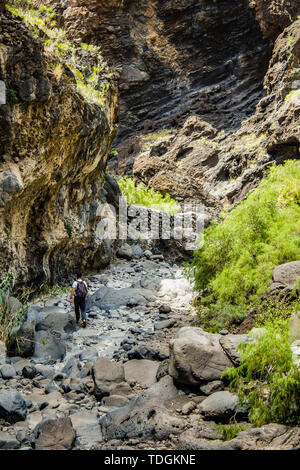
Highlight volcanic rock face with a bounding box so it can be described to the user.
[44,0,271,143]
[132,18,300,212]
[0,9,119,284]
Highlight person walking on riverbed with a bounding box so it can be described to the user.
[70,274,89,328]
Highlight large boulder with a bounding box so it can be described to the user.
[33,331,66,362]
[33,417,76,450]
[35,312,76,334]
[92,357,125,400]
[6,322,35,358]
[124,359,159,387]
[0,431,20,450]
[169,327,233,385]
[199,391,247,422]
[219,334,251,365]
[271,261,300,290]
[0,388,27,423]
[70,411,102,448]
[90,286,155,310]
[100,396,184,442]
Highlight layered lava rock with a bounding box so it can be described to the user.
[0,7,119,284]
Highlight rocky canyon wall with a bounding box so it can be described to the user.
[43,0,272,143]
[0,6,120,285]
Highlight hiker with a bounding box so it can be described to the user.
[70,273,88,328]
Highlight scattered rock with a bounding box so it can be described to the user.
[100,396,184,442]
[145,375,179,401]
[272,261,300,290]
[0,364,16,379]
[33,331,66,362]
[0,431,20,449]
[219,334,250,365]
[22,365,37,379]
[159,305,172,314]
[199,391,247,423]
[92,357,125,400]
[70,410,102,448]
[154,319,176,330]
[33,417,76,450]
[124,359,159,387]
[36,312,76,334]
[127,346,161,361]
[0,388,27,423]
[199,380,224,396]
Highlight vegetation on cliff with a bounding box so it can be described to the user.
[117,176,180,214]
[189,160,300,331]
[6,0,111,106]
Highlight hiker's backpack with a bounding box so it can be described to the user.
[75,280,87,298]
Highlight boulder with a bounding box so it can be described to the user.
[92,357,125,400]
[0,364,16,379]
[117,243,133,260]
[22,365,37,379]
[100,396,184,442]
[33,331,66,362]
[33,417,76,450]
[127,313,141,323]
[159,305,172,314]
[199,391,247,422]
[199,380,224,396]
[102,395,130,408]
[80,347,99,362]
[145,375,179,401]
[26,306,44,323]
[131,245,144,259]
[0,388,27,423]
[127,346,161,361]
[124,359,159,387]
[6,322,35,358]
[154,319,176,330]
[272,261,300,290]
[169,327,233,385]
[289,312,300,341]
[156,359,170,382]
[90,286,155,310]
[13,358,31,375]
[219,334,250,365]
[35,312,76,334]
[0,431,20,450]
[70,411,102,448]
[61,358,81,378]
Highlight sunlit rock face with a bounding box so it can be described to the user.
[44,0,271,142]
[0,9,119,284]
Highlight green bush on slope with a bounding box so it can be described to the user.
[189,160,300,330]
[222,318,300,426]
[117,176,180,214]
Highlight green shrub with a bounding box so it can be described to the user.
[222,319,300,426]
[6,1,110,107]
[0,273,24,345]
[189,160,300,330]
[117,176,180,214]
[216,423,249,441]
[7,89,19,106]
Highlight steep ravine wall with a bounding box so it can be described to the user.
[43,0,272,144]
[0,8,120,285]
